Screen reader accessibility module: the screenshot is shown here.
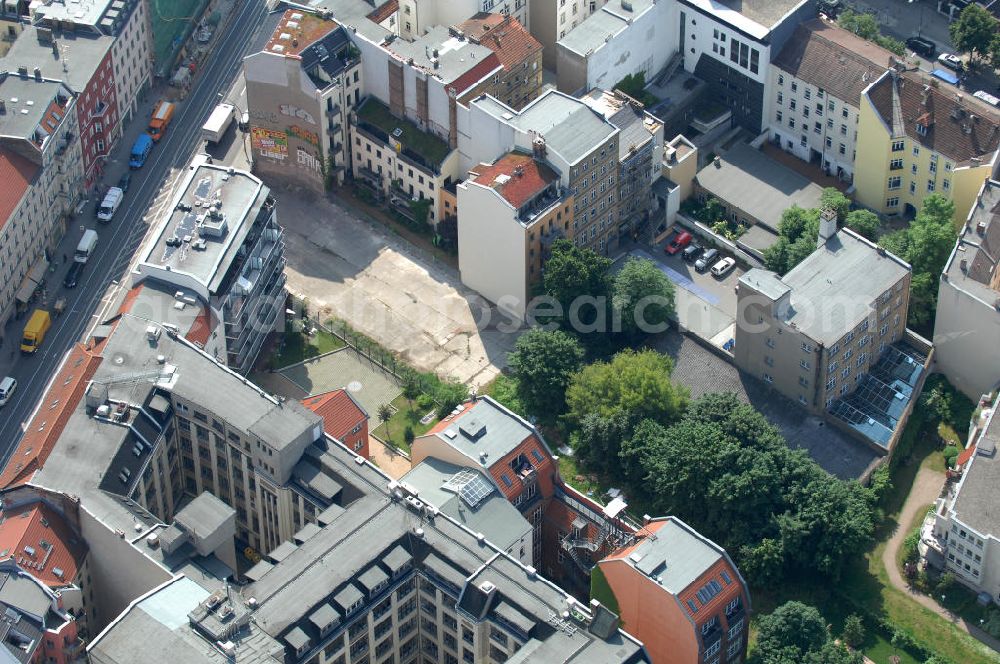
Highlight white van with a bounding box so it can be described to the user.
[97,186,124,222]
[0,376,16,407]
[973,90,1000,108]
[74,229,98,263]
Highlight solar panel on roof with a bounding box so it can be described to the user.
[458,474,494,508]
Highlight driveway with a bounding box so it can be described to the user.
[275,188,519,388]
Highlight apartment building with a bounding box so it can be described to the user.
[531,0,609,69]
[933,179,1000,400]
[0,563,86,663]
[556,0,677,96]
[244,9,364,193]
[735,215,913,437]
[0,74,81,346]
[457,150,573,319]
[855,69,1000,223]
[27,0,153,127]
[581,88,663,242]
[598,517,751,664]
[130,154,286,374]
[676,0,815,132]
[303,388,371,458]
[2,26,119,191]
[455,13,543,111]
[397,0,529,41]
[767,18,893,183]
[930,394,1000,601]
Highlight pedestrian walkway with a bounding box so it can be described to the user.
[368,435,410,479]
[882,465,1000,653]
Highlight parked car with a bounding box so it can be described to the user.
[0,376,15,407]
[973,90,1000,108]
[937,53,964,71]
[711,256,737,278]
[695,248,719,273]
[63,261,85,289]
[682,243,703,262]
[118,171,132,193]
[665,231,693,255]
[905,36,935,58]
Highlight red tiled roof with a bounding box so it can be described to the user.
[0,149,38,229]
[302,389,368,439]
[367,0,398,24]
[957,445,976,467]
[457,14,542,72]
[0,345,103,489]
[265,8,338,57]
[469,152,558,209]
[185,305,213,346]
[0,503,85,588]
[116,283,144,315]
[447,52,503,96]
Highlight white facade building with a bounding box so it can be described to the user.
[530,0,609,69]
[398,0,529,40]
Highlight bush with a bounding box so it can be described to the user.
[936,572,956,596]
[403,425,415,445]
[842,614,865,649]
[902,528,921,565]
[434,380,469,419]
[942,444,959,468]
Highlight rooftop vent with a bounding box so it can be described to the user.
[459,418,486,441]
[32,67,41,81]
[978,439,997,457]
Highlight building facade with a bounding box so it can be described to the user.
[767,18,893,183]
[398,0,529,41]
[855,69,1000,223]
[530,0,609,70]
[933,179,1000,400]
[303,388,371,458]
[455,14,543,111]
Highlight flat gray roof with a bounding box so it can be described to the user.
[137,159,270,294]
[681,0,807,35]
[952,406,1000,537]
[388,25,498,87]
[0,573,51,621]
[943,180,1000,308]
[2,27,114,94]
[695,143,825,233]
[622,518,723,594]
[174,492,235,538]
[432,398,537,466]
[0,75,70,143]
[558,0,654,56]
[508,91,618,166]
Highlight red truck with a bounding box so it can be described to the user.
[147,100,176,141]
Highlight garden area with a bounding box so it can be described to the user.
[371,368,468,453]
[267,321,345,370]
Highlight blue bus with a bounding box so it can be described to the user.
[129,133,153,169]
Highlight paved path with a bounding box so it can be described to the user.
[368,435,410,479]
[881,466,1000,654]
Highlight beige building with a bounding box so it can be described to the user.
[458,150,574,319]
[736,214,912,419]
[244,9,364,193]
[530,0,608,69]
[456,14,543,111]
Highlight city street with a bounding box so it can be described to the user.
[0,0,271,459]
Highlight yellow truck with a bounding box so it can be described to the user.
[20,309,51,354]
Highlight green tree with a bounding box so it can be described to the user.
[949,4,999,62]
[842,614,865,649]
[487,375,526,416]
[434,380,468,419]
[990,33,1000,69]
[403,425,415,446]
[611,257,675,340]
[564,349,688,428]
[401,371,422,410]
[839,10,880,40]
[756,602,830,664]
[908,195,956,274]
[508,329,585,422]
[377,403,393,442]
[698,197,726,224]
[764,206,821,274]
[845,209,880,240]
[542,239,612,329]
[571,411,633,476]
[820,188,851,223]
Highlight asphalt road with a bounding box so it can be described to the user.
[0,0,269,459]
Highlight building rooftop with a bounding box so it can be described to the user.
[388,24,501,90]
[134,156,271,296]
[950,399,1000,537]
[0,149,37,229]
[427,397,537,466]
[468,151,559,210]
[506,90,618,166]
[680,0,806,36]
[457,14,541,72]
[302,389,368,441]
[694,143,826,232]
[400,458,532,554]
[865,69,1000,165]
[581,89,662,161]
[264,8,339,57]
[0,74,72,148]
[742,228,911,345]
[943,179,1000,306]
[1,25,114,94]
[558,0,654,57]
[355,97,452,168]
[608,518,724,595]
[0,502,86,589]
[773,18,894,104]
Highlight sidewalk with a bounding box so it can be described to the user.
[881,465,1000,653]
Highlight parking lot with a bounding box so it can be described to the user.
[623,234,743,346]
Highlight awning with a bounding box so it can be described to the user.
[15,255,49,303]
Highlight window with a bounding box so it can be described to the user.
[802,342,813,353]
[890,158,903,170]
[798,377,809,388]
[791,82,798,92]
[888,176,901,190]
[789,118,796,129]
[943,179,950,191]
[814,121,821,134]
[776,110,783,122]
[800,359,811,370]
[911,163,918,175]
[778,74,784,86]
[839,143,846,155]
[777,92,783,105]
[927,179,935,193]
[909,181,916,194]
[825,136,832,148]
[763,373,773,384]
[790,99,797,111]
[912,145,920,156]
[891,140,905,152]
[840,123,847,135]
[804,88,811,100]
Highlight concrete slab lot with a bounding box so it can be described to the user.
[279,349,402,416]
[655,333,880,479]
[276,189,519,388]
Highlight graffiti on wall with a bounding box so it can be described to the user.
[251,128,288,161]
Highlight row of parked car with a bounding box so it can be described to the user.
[664,231,737,277]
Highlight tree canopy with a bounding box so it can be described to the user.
[764,206,821,274]
[845,209,880,241]
[754,602,863,664]
[611,257,675,341]
[507,329,584,423]
[820,188,851,223]
[949,4,998,62]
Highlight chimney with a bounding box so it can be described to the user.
[33,67,42,81]
[817,207,837,248]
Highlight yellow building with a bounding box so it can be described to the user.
[855,69,1000,224]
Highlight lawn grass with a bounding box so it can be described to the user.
[372,394,438,452]
[356,97,451,167]
[557,454,603,499]
[894,503,933,574]
[271,327,345,369]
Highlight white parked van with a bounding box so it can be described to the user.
[74,229,98,263]
[97,187,124,222]
[0,376,16,407]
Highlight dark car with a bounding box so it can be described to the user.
[682,243,703,262]
[695,248,719,273]
[118,171,132,193]
[906,36,936,58]
[63,261,85,289]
